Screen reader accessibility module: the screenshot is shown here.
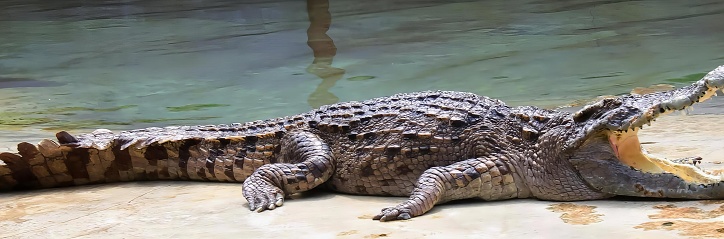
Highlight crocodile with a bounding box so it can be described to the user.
[1,66,724,222]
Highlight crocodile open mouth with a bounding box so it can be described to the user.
[568,66,724,198]
[607,127,722,185]
[601,75,724,185]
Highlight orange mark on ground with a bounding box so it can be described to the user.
[649,204,724,220]
[364,233,389,238]
[546,203,603,225]
[700,200,724,206]
[635,203,724,238]
[635,221,724,239]
[337,230,358,236]
[0,193,94,223]
[357,214,374,219]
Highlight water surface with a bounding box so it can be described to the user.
[1,0,723,135]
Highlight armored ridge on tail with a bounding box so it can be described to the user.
[0,118,297,190]
[1,66,724,222]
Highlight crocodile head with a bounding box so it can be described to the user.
[565,65,724,199]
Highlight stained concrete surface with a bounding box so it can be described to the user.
[0,114,723,239]
[2,1,724,237]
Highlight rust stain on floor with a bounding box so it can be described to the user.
[700,200,724,205]
[546,203,603,225]
[0,203,31,223]
[337,230,359,236]
[635,202,724,239]
[0,193,94,223]
[364,233,389,238]
[648,204,724,220]
[357,214,374,219]
[635,220,724,239]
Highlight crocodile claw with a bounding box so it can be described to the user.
[242,180,285,212]
[373,206,412,222]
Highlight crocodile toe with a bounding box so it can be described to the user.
[243,180,284,212]
[373,206,413,222]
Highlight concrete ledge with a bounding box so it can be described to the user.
[0,114,722,238]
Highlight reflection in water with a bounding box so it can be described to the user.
[305,0,345,108]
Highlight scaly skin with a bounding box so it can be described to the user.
[2,65,724,222]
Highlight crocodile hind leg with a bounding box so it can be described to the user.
[374,157,522,221]
[242,131,335,212]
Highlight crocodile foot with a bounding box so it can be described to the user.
[373,205,413,222]
[242,178,285,212]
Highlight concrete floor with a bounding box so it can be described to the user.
[1,115,723,239]
[2,1,723,238]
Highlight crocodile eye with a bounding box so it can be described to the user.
[450,117,467,127]
[573,103,601,122]
[573,98,623,123]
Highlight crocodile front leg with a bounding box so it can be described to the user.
[242,131,335,212]
[373,157,524,221]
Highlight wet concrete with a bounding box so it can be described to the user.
[0,114,722,238]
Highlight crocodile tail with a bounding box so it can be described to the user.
[0,130,278,191]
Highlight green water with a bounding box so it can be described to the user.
[1,0,723,138]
